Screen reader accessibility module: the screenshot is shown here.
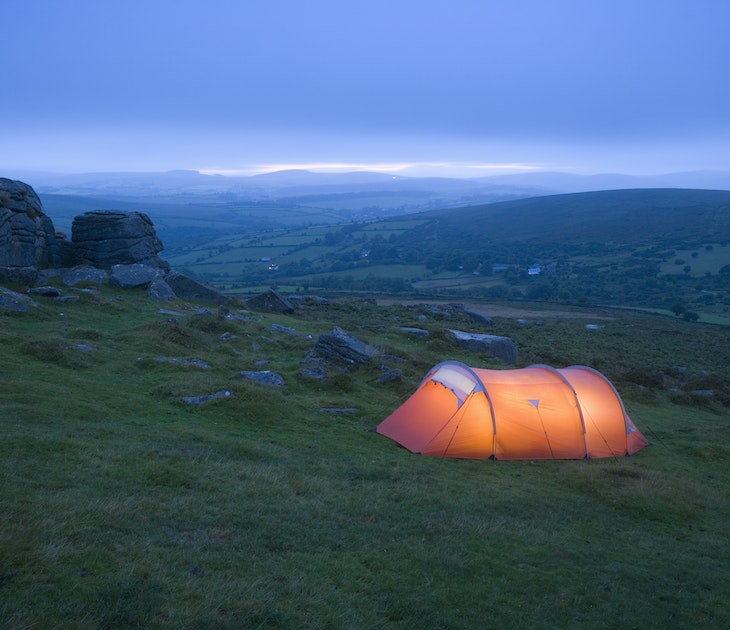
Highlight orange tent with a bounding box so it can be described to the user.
[377,361,648,460]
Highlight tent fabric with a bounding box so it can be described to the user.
[376,361,648,460]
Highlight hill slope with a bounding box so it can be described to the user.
[1,286,729,626]
[419,188,730,246]
[161,188,730,320]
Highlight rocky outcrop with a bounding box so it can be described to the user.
[0,179,237,306]
[0,178,62,284]
[71,210,168,269]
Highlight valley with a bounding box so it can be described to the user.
[40,186,730,325]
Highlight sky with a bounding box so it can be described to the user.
[3,0,730,178]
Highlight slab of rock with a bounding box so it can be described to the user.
[240,370,285,386]
[71,210,167,269]
[0,293,29,311]
[311,326,377,365]
[448,329,518,365]
[398,326,430,338]
[62,265,109,287]
[110,263,161,288]
[143,357,211,369]
[245,290,295,313]
[0,286,39,311]
[164,272,230,305]
[182,390,232,405]
[271,323,297,336]
[149,276,177,301]
[377,368,403,383]
[464,309,493,326]
[299,366,328,380]
[27,286,63,297]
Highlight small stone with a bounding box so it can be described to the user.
[28,286,62,297]
[182,390,232,405]
[397,327,430,338]
[240,370,285,386]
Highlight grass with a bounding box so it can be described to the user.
[658,243,730,276]
[1,286,729,628]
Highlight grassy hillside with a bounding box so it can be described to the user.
[420,188,730,245]
[1,284,729,627]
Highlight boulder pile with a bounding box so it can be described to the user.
[0,177,229,305]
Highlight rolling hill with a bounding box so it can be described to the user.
[416,188,730,246]
[156,188,730,322]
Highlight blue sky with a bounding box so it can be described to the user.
[3,0,729,177]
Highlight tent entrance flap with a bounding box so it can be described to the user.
[377,363,649,461]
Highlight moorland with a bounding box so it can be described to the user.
[1,282,729,627]
[2,177,728,627]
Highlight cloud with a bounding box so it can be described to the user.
[199,161,545,178]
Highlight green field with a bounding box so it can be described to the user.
[1,284,729,627]
[658,243,730,276]
[151,189,730,324]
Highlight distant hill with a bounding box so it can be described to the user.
[416,188,730,247]
[11,166,730,200]
[473,170,730,194]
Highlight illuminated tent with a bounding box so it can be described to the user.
[377,361,648,460]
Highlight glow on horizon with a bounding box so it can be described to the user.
[198,161,546,178]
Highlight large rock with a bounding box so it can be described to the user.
[464,309,494,326]
[448,329,518,365]
[245,290,295,313]
[71,210,167,269]
[62,265,109,287]
[0,178,61,284]
[0,286,39,311]
[240,370,286,386]
[110,263,161,288]
[148,275,177,301]
[164,272,230,305]
[311,326,377,365]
